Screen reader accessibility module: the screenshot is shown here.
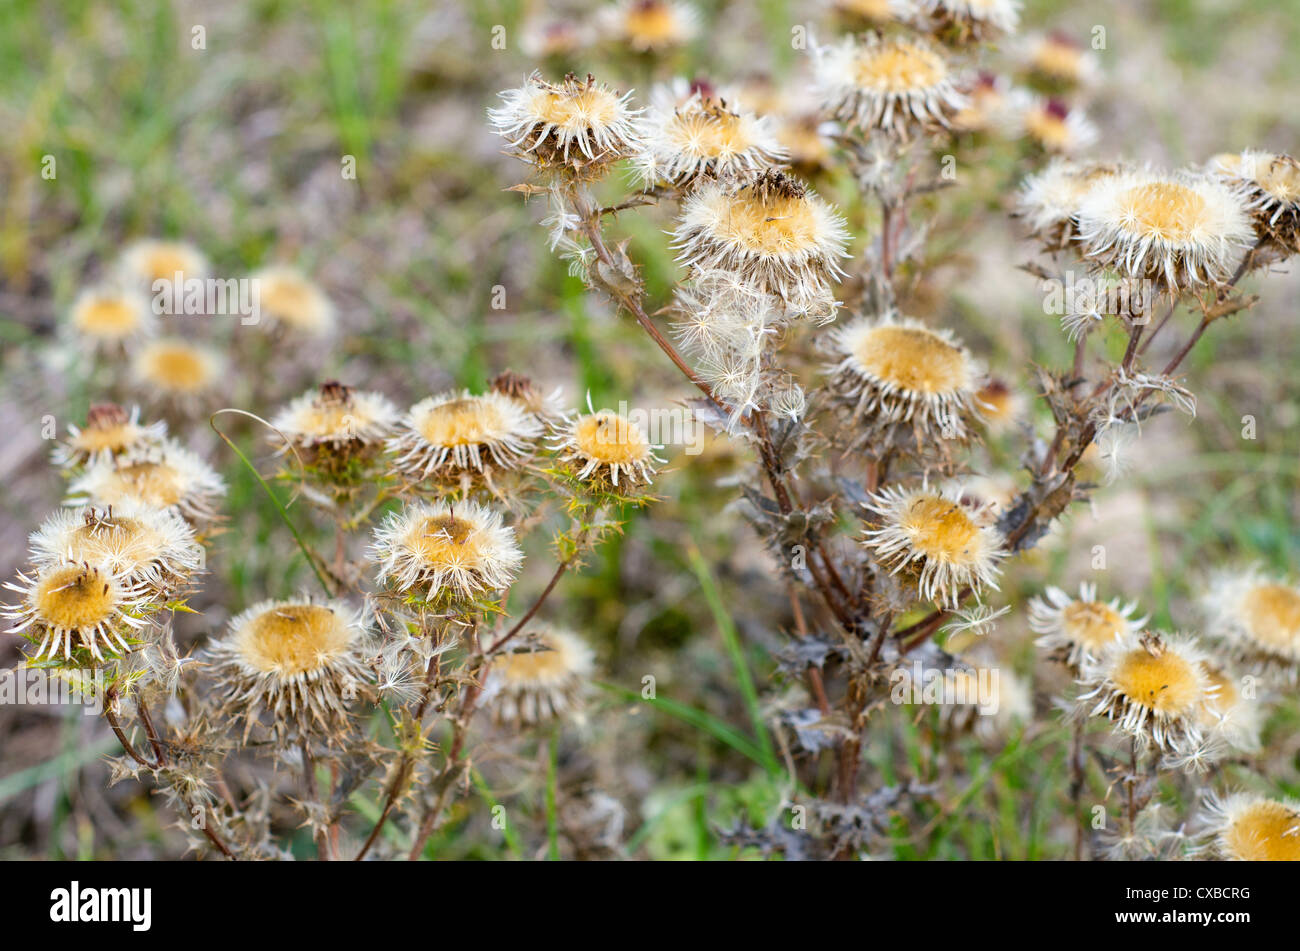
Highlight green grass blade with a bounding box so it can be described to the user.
[210,409,335,598]
[594,681,768,767]
[687,543,780,776]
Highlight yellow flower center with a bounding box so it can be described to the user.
[1117,182,1210,243]
[109,462,185,508]
[1223,800,1300,861]
[837,0,895,18]
[72,516,149,552]
[902,496,979,563]
[1110,645,1201,716]
[624,2,682,45]
[418,398,506,448]
[236,604,350,676]
[409,515,479,566]
[1024,110,1072,150]
[976,383,1014,421]
[1241,582,1300,651]
[74,423,137,454]
[498,642,572,684]
[666,107,753,159]
[1255,156,1300,202]
[299,403,362,438]
[1062,601,1126,648]
[710,189,820,257]
[853,325,968,395]
[574,413,649,465]
[143,247,192,283]
[1032,40,1083,80]
[34,566,117,630]
[532,87,621,131]
[140,344,212,392]
[261,278,316,322]
[854,42,946,92]
[75,297,140,338]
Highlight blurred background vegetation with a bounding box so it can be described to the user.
[1,0,1298,859]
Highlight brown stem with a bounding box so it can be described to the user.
[487,558,572,654]
[136,698,166,766]
[406,669,484,860]
[1070,333,1087,384]
[1159,314,1212,377]
[576,197,857,640]
[1009,249,1261,555]
[200,820,236,859]
[354,652,440,861]
[1120,321,1144,373]
[576,198,719,405]
[1138,298,1179,356]
[104,706,156,770]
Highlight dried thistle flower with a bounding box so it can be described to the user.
[828,312,983,443]
[1016,158,1123,249]
[68,439,226,525]
[940,663,1032,739]
[773,112,837,173]
[387,390,544,483]
[862,484,1004,607]
[814,33,967,139]
[1202,569,1300,682]
[1023,31,1099,87]
[951,72,1008,134]
[1196,660,1261,753]
[1075,631,1210,755]
[483,627,595,725]
[1028,582,1147,667]
[831,0,919,28]
[672,269,817,427]
[673,170,849,306]
[489,71,644,174]
[634,90,787,188]
[553,404,664,488]
[205,597,372,742]
[369,500,523,602]
[3,560,151,662]
[131,337,225,406]
[251,266,335,336]
[1009,92,1097,154]
[1100,801,1190,860]
[599,0,699,53]
[1210,149,1300,254]
[1201,793,1300,861]
[52,403,167,470]
[68,285,155,348]
[117,239,207,290]
[489,370,567,431]
[973,378,1025,433]
[519,17,593,59]
[270,380,400,475]
[917,0,1021,41]
[29,504,203,599]
[1075,166,1254,292]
